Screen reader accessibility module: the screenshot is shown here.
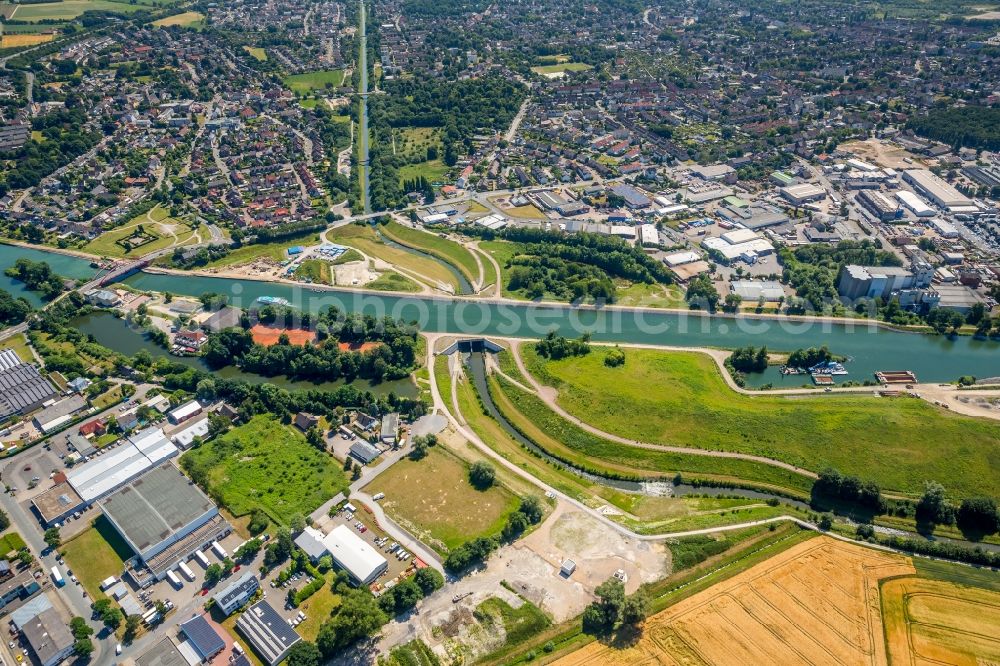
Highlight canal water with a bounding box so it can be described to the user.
[3,242,1000,383]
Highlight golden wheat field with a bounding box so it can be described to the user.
[0,34,55,48]
[882,576,1000,666]
[554,536,915,666]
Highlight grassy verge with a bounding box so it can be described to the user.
[203,234,321,268]
[521,345,1000,499]
[294,258,331,284]
[474,596,551,662]
[180,415,349,525]
[364,271,422,292]
[489,373,814,496]
[60,516,131,599]
[0,333,33,363]
[381,222,480,286]
[913,557,1000,592]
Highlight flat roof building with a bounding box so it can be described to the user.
[610,185,652,209]
[902,169,974,210]
[170,417,210,450]
[179,615,226,662]
[213,572,259,616]
[136,638,189,666]
[236,600,302,666]
[100,464,219,563]
[30,483,84,527]
[350,440,380,464]
[730,280,785,302]
[168,400,202,425]
[895,190,935,217]
[380,413,399,444]
[21,607,74,666]
[780,183,826,205]
[66,430,178,504]
[31,395,87,434]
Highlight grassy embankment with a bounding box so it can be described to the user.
[522,345,1000,500]
[328,223,458,292]
[380,221,480,286]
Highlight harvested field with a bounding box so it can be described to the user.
[0,34,55,47]
[882,577,1000,666]
[248,324,316,346]
[553,536,914,666]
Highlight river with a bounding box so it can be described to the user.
[2,242,1000,382]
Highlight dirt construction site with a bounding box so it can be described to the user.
[554,536,915,666]
[377,501,668,663]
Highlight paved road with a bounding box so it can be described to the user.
[0,484,114,665]
[358,0,371,214]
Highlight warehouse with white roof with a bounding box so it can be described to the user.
[895,190,935,217]
[295,525,387,585]
[65,428,177,504]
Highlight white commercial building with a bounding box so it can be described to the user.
[780,183,826,205]
[720,228,759,245]
[171,417,211,449]
[168,400,202,425]
[663,251,701,267]
[930,218,960,239]
[902,169,974,211]
[66,430,177,504]
[895,190,935,217]
[638,224,659,247]
[295,525,387,585]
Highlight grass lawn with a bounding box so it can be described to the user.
[295,574,341,641]
[363,271,421,292]
[614,281,687,309]
[394,127,441,161]
[203,234,320,268]
[522,345,1000,499]
[530,62,593,75]
[0,333,33,363]
[90,385,123,410]
[180,415,349,525]
[397,159,449,186]
[505,204,547,219]
[243,46,267,61]
[293,259,331,285]
[151,10,203,27]
[475,596,551,657]
[364,446,520,553]
[328,224,458,291]
[283,69,345,95]
[60,516,131,599]
[381,221,480,286]
[0,531,27,557]
[330,248,363,265]
[383,640,439,666]
[4,0,143,21]
[83,205,190,258]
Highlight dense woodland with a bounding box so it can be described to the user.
[780,240,902,312]
[907,106,1000,151]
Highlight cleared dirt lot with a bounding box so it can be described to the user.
[882,577,1000,666]
[554,536,914,666]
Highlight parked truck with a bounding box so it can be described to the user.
[50,566,65,587]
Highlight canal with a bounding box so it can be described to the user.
[3,242,1000,383]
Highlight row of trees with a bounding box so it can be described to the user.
[444,496,544,572]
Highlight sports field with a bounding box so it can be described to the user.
[363,445,520,553]
[882,577,1000,666]
[283,69,345,94]
[530,62,593,76]
[522,346,1000,498]
[554,537,913,666]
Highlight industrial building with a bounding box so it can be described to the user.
[380,412,399,445]
[30,481,84,527]
[179,615,227,662]
[930,218,961,239]
[32,395,87,434]
[0,352,58,423]
[895,190,935,217]
[294,525,388,585]
[168,399,202,425]
[350,440,381,464]
[236,601,302,665]
[20,607,74,666]
[702,236,775,264]
[780,183,826,205]
[730,280,785,302]
[171,416,210,449]
[0,121,30,152]
[716,203,789,230]
[856,190,901,222]
[902,169,975,211]
[100,464,227,584]
[837,263,933,301]
[213,572,259,616]
[65,428,178,504]
[610,184,652,209]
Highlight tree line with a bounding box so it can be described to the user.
[4,258,65,301]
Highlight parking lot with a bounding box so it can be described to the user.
[313,503,418,587]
